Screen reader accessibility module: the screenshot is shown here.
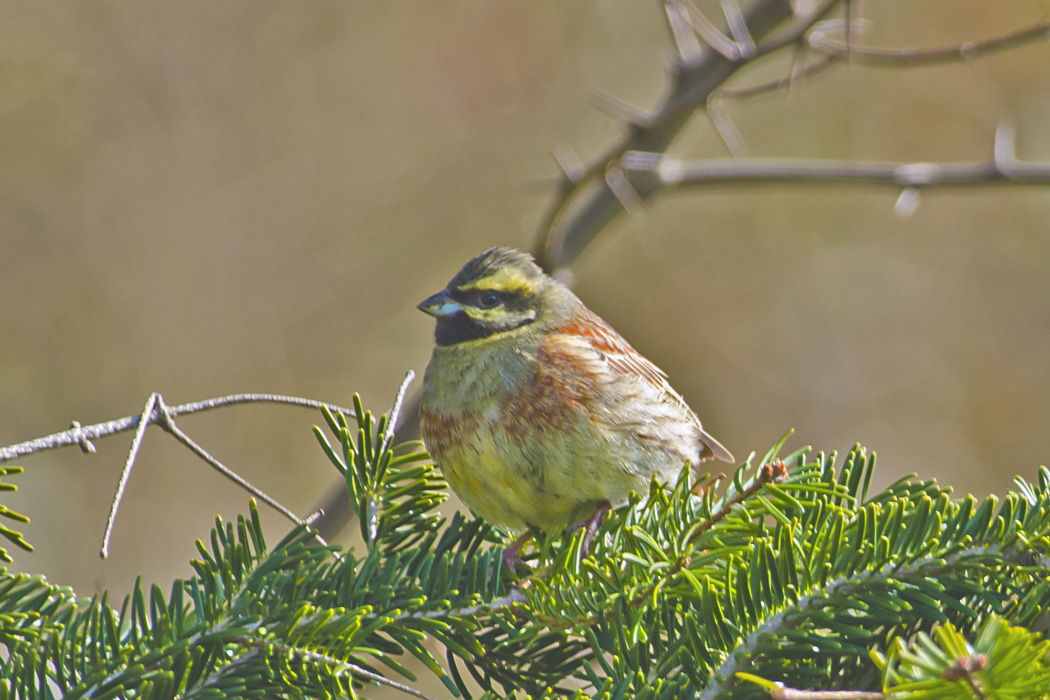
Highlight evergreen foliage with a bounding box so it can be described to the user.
[873,614,1050,698]
[0,466,32,563]
[1,394,1048,699]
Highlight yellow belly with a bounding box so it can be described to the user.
[427,410,673,532]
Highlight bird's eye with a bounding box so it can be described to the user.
[478,291,501,309]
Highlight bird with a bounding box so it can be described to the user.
[417,247,733,569]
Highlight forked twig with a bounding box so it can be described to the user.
[0,392,353,557]
[0,393,356,464]
[98,392,332,558]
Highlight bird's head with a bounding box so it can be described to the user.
[418,247,574,346]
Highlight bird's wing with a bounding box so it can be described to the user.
[555,309,734,464]
[555,308,669,390]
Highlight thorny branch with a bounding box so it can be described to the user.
[808,20,1050,66]
[534,0,806,272]
[623,124,1050,199]
[533,0,1050,273]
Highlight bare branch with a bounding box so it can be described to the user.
[718,18,1048,104]
[993,121,1018,175]
[154,398,317,539]
[534,0,812,272]
[97,393,329,558]
[770,688,883,700]
[534,0,1050,274]
[0,393,356,464]
[746,0,842,59]
[713,54,838,100]
[605,165,646,214]
[68,421,97,454]
[632,140,1050,192]
[808,20,1050,66]
[0,392,354,556]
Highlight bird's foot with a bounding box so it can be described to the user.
[501,531,534,572]
[566,501,611,557]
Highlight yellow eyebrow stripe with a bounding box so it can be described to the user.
[458,268,536,294]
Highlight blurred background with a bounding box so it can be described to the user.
[2,1,1049,602]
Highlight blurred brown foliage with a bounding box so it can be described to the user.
[1,0,1049,608]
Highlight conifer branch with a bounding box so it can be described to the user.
[3,389,1050,699]
[524,459,791,629]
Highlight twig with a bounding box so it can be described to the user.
[409,588,529,620]
[745,0,841,60]
[68,421,97,454]
[97,393,330,558]
[99,393,160,559]
[716,19,1049,100]
[605,165,645,215]
[713,54,838,100]
[635,127,1050,193]
[1,393,356,464]
[154,398,315,534]
[379,371,415,460]
[551,143,585,183]
[808,20,1050,66]
[0,392,352,556]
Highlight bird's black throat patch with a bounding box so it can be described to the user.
[434,311,536,346]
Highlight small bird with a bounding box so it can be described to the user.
[418,247,733,568]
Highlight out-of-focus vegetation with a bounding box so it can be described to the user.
[1,0,1049,612]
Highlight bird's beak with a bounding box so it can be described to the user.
[417,289,462,318]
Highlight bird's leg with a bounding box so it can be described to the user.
[502,531,534,571]
[566,500,611,557]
